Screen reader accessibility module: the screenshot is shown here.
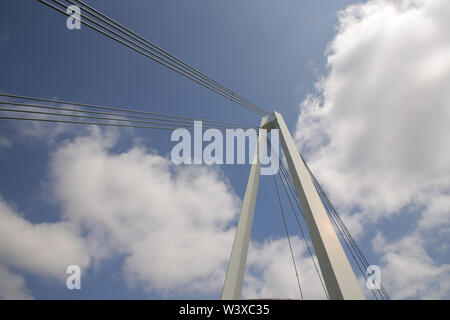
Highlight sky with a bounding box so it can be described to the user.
[0,0,449,300]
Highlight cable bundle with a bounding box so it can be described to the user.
[0,93,258,131]
[38,0,270,117]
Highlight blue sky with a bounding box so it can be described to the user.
[1,0,450,300]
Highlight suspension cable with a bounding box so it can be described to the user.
[69,0,268,116]
[0,105,256,130]
[267,138,329,299]
[0,93,257,128]
[301,155,391,300]
[277,162,329,299]
[272,173,304,300]
[38,0,270,116]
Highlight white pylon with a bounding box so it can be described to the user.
[221,112,365,300]
[221,116,269,300]
[274,112,364,300]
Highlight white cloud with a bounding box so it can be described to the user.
[297,0,450,219]
[243,237,327,300]
[48,129,325,298]
[372,233,450,299]
[417,184,450,230]
[0,265,32,300]
[0,198,90,280]
[0,197,89,298]
[49,129,241,297]
[1,126,312,299]
[295,0,450,298]
[11,105,97,144]
[0,97,125,145]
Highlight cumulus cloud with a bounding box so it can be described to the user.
[0,198,90,280]
[243,237,327,300]
[0,197,89,298]
[0,96,123,145]
[47,129,327,298]
[1,124,310,299]
[372,233,450,299]
[49,129,241,297]
[296,0,450,298]
[297,0,450,218]
[0,265,32,300]
[10,105,96,144]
